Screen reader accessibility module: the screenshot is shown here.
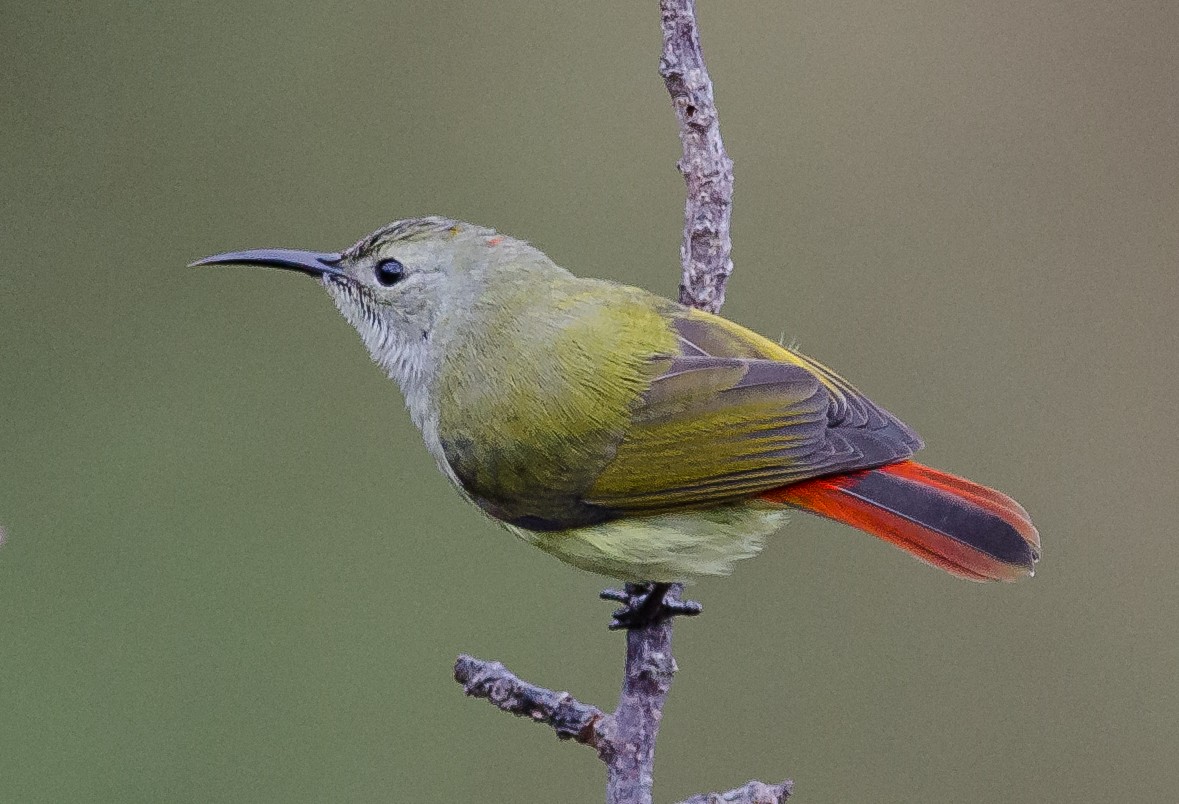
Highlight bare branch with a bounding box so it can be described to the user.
[454,655,613,756]
[606,584,683,803]
[660,0,735,313]
[676,779,795,804]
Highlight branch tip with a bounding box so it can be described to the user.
[676,779,794,804]
[453,654,611,750]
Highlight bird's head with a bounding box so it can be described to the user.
[192,216,553,390]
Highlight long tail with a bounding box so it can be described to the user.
[761,461,1040,581]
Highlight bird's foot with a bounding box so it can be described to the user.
[600,582,702,630]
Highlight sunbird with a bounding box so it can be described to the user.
[195,217,1040,600]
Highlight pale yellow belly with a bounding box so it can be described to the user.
[507,502,790,583]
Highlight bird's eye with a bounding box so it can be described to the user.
[373,258,405,287]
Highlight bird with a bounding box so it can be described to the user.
[194,217,1039,622]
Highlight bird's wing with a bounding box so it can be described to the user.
[583,309,923,514]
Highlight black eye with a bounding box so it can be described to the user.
[373,258,405,287]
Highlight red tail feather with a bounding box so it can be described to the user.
[761,461,1040,581]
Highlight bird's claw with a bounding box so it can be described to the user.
[600,583,702,630]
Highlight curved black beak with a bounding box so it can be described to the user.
[189,248,346,278]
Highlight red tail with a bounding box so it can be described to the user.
[761,461,1040,581]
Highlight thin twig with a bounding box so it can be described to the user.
[675,780,795,804]
[661,0,735,313]
[606,583,683,803]
[454,655,613,757]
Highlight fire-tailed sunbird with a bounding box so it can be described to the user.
[194,217,1041,586]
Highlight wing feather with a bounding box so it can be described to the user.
[585,309,922,514]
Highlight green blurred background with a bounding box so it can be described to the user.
[3,1,1176,801]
